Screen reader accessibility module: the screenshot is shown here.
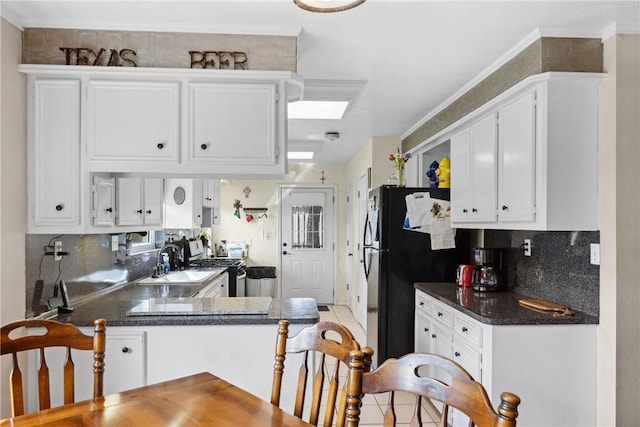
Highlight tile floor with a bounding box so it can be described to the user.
[320,305,441,427]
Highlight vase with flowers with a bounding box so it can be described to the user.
[389,149,412,187]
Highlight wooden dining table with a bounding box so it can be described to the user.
[0,372,313,426]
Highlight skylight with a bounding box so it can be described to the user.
[288,100,349,120]
[288,151,315,160]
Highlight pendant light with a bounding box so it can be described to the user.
[294,0,366,13]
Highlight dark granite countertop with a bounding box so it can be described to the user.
[414,282,598,325]
[43,276,319,327]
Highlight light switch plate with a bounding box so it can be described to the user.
[590,243,600,265]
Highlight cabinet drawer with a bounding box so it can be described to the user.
[431,299,453,328]
[453,314,483,347]
[415,292,432,315]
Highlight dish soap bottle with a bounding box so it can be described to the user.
[162,253,170,274]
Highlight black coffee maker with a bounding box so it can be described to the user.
[471,248,506,292]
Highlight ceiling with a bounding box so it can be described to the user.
[2,1,639,165]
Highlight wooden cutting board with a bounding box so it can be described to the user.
[519,298,575,316]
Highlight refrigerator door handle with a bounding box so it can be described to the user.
[362,210,374,279]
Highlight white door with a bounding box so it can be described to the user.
[346,181,354,310]
[356,172,369,327]
[280,187,335,305]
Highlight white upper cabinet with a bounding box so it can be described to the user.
[92,175,116,227]
[28,78,82,233]
[450,113,498,224]
[445,73,601,231]
[116,178,164,226]
[86,81,180,166]
[497,91,536,223]
[202,179,220,209]
[19,65,302,178]
[164,179,204,229]
[188,83,277,166]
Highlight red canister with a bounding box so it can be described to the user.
[457,264,475,287]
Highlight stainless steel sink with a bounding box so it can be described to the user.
[137,268,224,285]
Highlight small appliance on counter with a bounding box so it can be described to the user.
[471,248,506,292]
[456,264,475,287]
[216,240,228,257]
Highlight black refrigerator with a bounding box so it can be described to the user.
[363,185,471,367]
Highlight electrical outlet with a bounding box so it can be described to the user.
[523,239,532,257]
[112,235,119,252]
[590,243,600,265]
[54,241,63,261]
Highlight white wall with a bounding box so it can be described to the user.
[0,17,28,418]
[597,33,640,426]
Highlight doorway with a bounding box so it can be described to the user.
[346,180,355,311]
[279,186,335,305]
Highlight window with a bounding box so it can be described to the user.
[291,205,324,249]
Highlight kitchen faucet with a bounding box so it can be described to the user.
[153,243,184,277]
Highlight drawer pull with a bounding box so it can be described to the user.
[122,347,130,353]
[462,327,468,332]
[424,328,429,332]
[55,203,64,211]
[157,142,165,149]
[437,312,443,317]
[419,301,424,306]
[454,351,461,357]
[431,334,436,339]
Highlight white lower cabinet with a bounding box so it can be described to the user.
[27,329,146,412]
[194,272,229,298]
[415,289,596,427]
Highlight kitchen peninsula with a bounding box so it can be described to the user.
[28,275,319,415]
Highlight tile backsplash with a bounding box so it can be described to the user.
[484,230,600,317]
[25,234,160,318]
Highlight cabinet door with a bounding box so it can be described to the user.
[415,311,432,354]
[93,176,116,226]
[164,179,202,229]
[450,128,472,222]
[86,81,179,163]
[202,179,216,208]
[469,114,497,222]
[143,178,164,225]
[188,83,277,165]
[498,91,536,222]
[450,114,497,224]
[451,340,482,427]
[103,331,147,395]
[27,329,146,411]
[116,178,144,226]
[31,79,81,228]
[430,321,452,359]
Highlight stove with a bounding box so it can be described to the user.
[190,258,244,268]
[190,258,245,297]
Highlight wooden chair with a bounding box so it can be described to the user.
[345,352,520,427]
[271,319,373,427]
[1,318,106,417]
